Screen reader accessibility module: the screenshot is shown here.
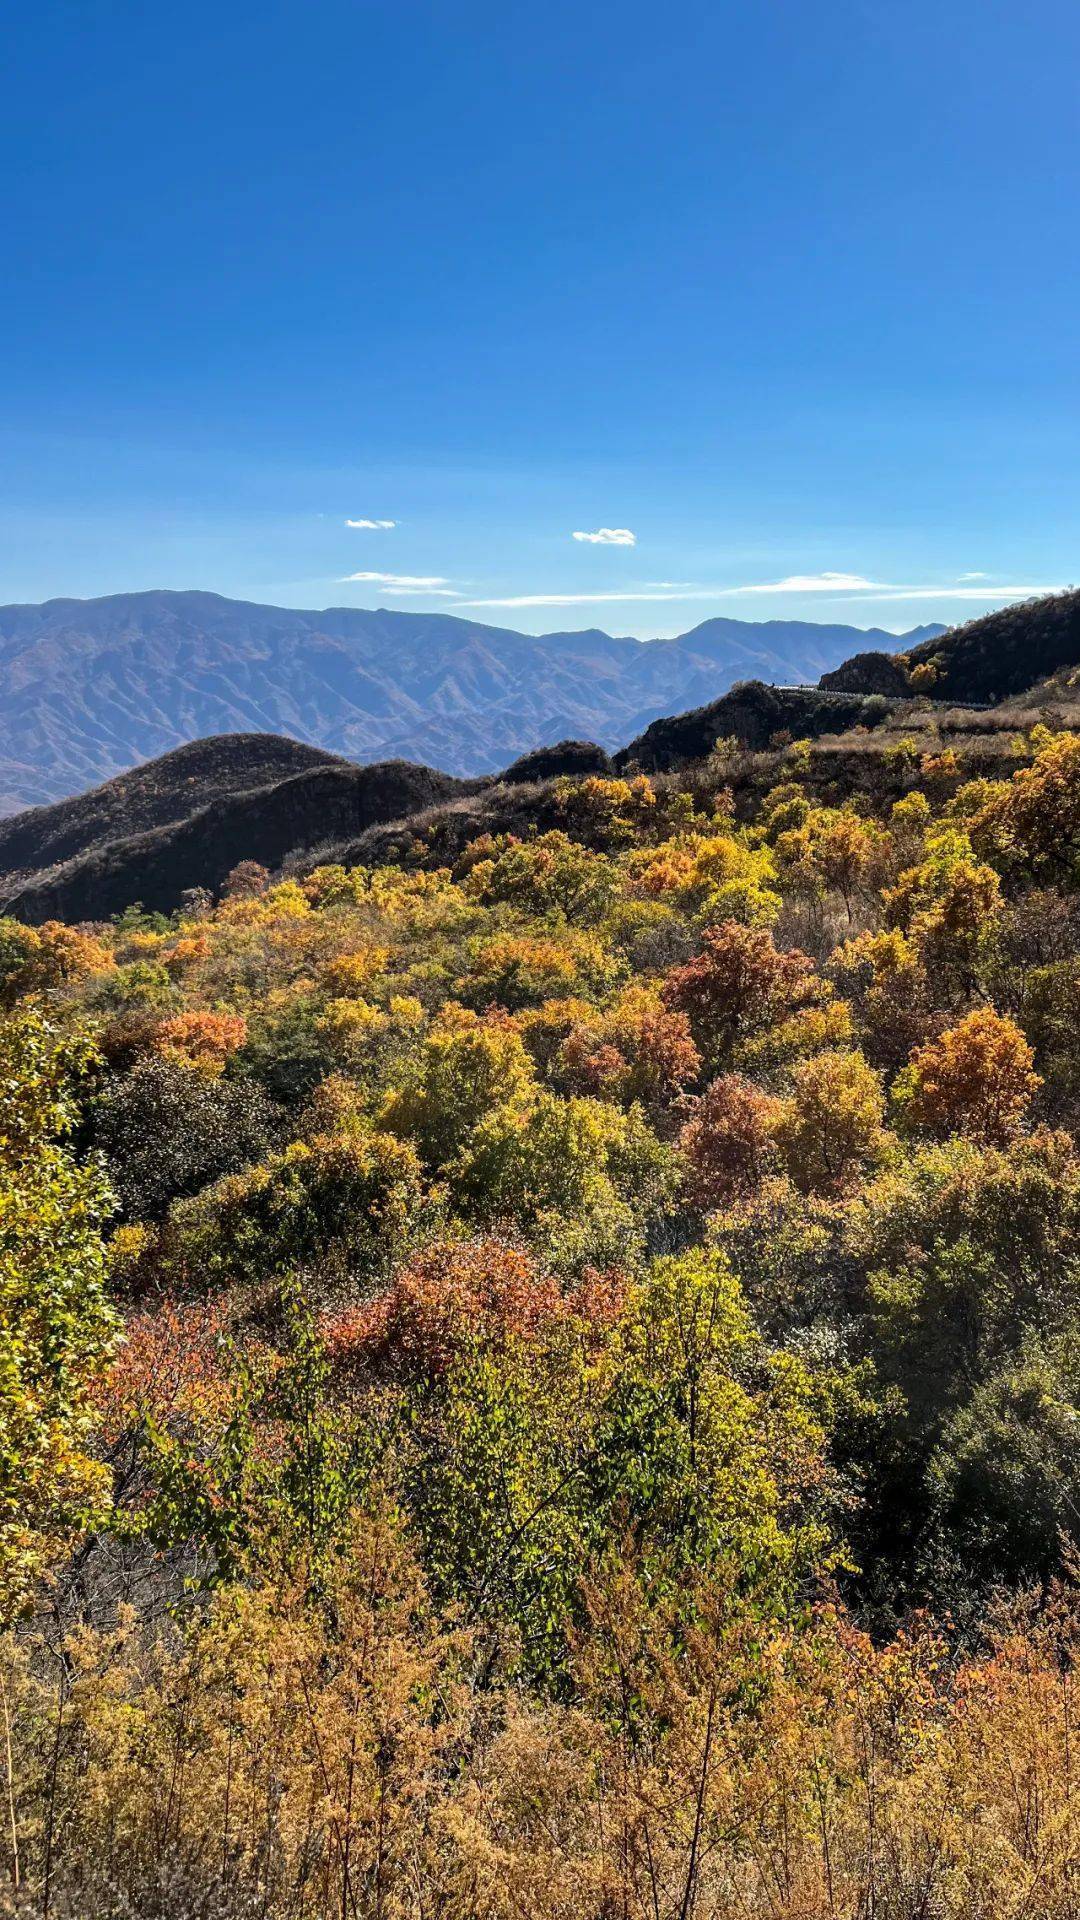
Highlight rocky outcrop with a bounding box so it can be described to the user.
[820,651,911,696]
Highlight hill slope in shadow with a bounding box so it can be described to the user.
[1,748,466,923]
[0,734,342,880]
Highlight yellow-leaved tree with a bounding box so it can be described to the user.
[0,1007,116,1611]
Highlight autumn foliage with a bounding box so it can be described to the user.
[662,918,827,1067]
[325,1237,605,1381]
[678,1072,781,1206]
[3,720,1080,1912]
[898,1004,1041,1143]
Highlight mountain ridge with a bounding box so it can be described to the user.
[0,588,944,812]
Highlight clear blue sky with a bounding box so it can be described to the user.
[2,0,1077,634]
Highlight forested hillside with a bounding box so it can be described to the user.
[2,713,1080,1914]
[900,586,1080,700]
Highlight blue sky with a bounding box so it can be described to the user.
[2,0,1077,634]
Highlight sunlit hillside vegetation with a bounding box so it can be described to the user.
[3,724,1080,1915]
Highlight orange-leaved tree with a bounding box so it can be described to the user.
[895,1005,1041,1145]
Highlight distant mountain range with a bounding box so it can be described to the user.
[0,589,945,813]
[5,589,1079,925]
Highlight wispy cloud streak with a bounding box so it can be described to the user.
[465,574,1061,609]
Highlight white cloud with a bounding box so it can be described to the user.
[727,571,879,594]
[959,570,988,580]
[346,517,396,530]
[572,527,637,546]
[340,571,458,596]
